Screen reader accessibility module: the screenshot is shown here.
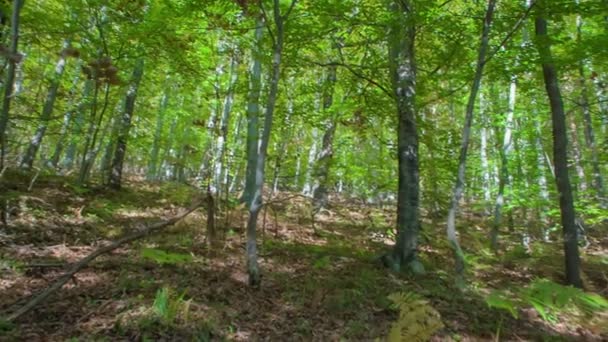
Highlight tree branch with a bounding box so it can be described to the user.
[3,201,204,322]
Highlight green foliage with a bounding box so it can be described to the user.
[0,318,15,333]
[151,287,191,325]
[158,182,198,206]
[485,291,519,318]
[486,279,608,323]
[140,248,193,265]
[313,255,331,270]
[0,257,24,274]
[385,292,444,342]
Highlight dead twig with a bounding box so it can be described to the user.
[3,200,203,322]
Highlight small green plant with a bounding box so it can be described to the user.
[485,278,608,323]
[313,255,331,269]
[151,287,191,324]
[141,248,193,265]
[385,292,444,342]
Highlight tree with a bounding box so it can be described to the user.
[0,0,25,169]
[446,0,497,278]
[244,0,298,287]
[20,39,73,170]
[383,0,421,273]
[108,58,145,189]
[534,1,582,288]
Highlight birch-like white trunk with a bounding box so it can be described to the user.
[446,0,496,278]
[20,40,71,170]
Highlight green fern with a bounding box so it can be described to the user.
[485,291,518,318]
[141,248,193,265]
[486,279,608,323]
[151,287,191,324]
[386,292,444,342]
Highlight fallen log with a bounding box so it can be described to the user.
[3,200,203,322]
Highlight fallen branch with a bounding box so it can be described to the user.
[27,168,41,191]
[3,200,203,322]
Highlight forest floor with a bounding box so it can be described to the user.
[0,172,607,341]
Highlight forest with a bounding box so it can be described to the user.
[0,0,607,340]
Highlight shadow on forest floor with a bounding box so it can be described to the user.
[1,171,607,341]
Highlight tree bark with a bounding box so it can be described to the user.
[446,0,496,277]
[62,79,94,170]
[312,65,338,213]
[242,18,264,205]
[245,0,297,287]
[576,11,605,206]
[0,0,24,169]
[108,58,145,189]
[491,77,516,251]
[534,3,582,288]
[384,0,421,273]
[50,61,82,168]
[147,86,170,181]
[213,54,239,193]
[20,39,71,170]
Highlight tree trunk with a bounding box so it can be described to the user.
[384,0,421,273]
[242,18,264,205]
[63,79,94,170]
[108,58,145,189]
[50,61,82,168]
[446,0,496,278]
[213,54,239,192]
[302,128,318,195]
[78,77,111,184]
[576,11,605,206]
[245,0,296,287]
[20,39,71,170]
[491,77,516,251]
[0,0,24,169]
[312,65,338,213]
[534,3,582,288]
[479,89,491,214]
[147,87,169,181]
[569,118,586,197]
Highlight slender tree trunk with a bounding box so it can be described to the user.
[227,113,244,193]
[534,3,582,288]
[214,54,239,192]
[242,18,264,205]
[147,87,169,181]
[159,116,177,180]
[0,0,24,169]
[312,65,338,213]
[50,61,82,168]
[245,0,296,287]
[20,40,71,170]
[384,0,421,273]
[491,77,516,251]
[78,71,103,183]
[271,95,294,194]
[576,11,605,206]
[198,67,222,183]
[446,0,496,278]
[62,79,94,170]
[108,59,144,189]
[302,128,318,195]
[569,118,586,197]
[480,89,491,214]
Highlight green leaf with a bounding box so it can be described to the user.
[485,291,518,318]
